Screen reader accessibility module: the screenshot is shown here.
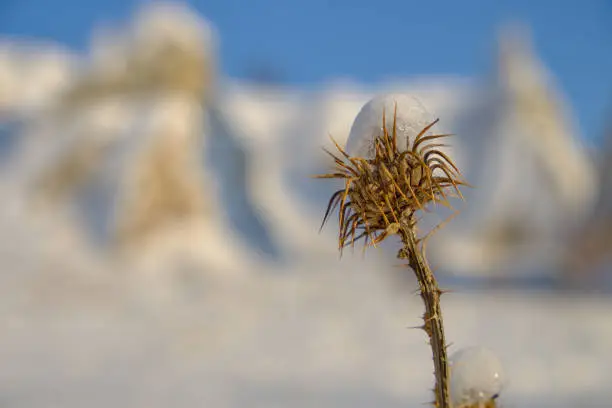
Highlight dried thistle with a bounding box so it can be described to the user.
[315,103,469,408]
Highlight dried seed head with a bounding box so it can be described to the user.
[314,94,467,252]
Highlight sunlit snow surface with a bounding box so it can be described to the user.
[0,240,611,408]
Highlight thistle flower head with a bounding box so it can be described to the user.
[315,94,467,252]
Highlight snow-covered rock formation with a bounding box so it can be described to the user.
[1,3,262,276]
[425,25,598,279]
[0,10,601,283]
[563,120,612,286]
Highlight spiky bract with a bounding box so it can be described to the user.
[315,104,467,252]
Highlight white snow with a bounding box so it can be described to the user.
[449,346,505,406]
[0,41,76,115]
[0,257,610,408]
[345,93,440,159]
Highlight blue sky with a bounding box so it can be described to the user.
[1,0,611,144]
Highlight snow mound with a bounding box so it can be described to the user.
[449,346,505,406]
[345,93,438,158]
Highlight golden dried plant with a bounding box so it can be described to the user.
[315,104,466,251]
[315,104,472,408]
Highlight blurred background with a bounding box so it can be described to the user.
[0,1,611,407]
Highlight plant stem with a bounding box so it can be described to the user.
[398,213,450,408]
